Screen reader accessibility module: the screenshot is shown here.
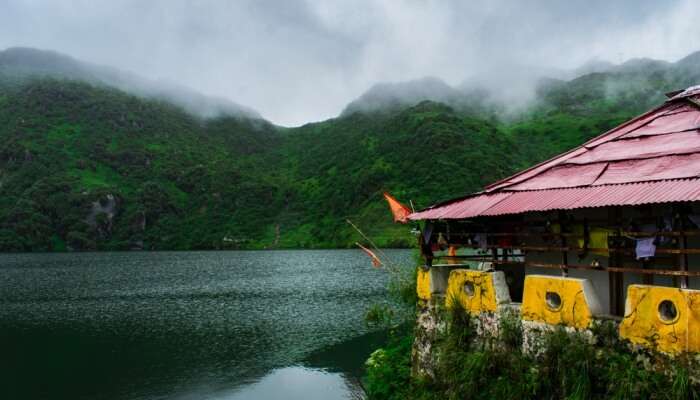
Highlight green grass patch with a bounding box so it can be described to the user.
[47,123,81,141]
[70,163,123,190]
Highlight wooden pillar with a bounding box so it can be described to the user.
[679,213,689,289]
[608,207,624,316]
[642,259,653,285]
[558,211,569,277]
[419,229,433,268]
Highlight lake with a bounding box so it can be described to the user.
[0,250,413,400]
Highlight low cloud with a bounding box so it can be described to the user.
[0,0,698,126]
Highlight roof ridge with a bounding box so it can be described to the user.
[499,177,700,193]
[484,101,675,193]
[563,140,700,166]
[607,126,700,141]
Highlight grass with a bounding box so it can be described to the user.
[364,310,700,400]
[70,163,124,190]
[47,123,80,142]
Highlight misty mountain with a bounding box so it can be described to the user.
[571,59,616,76]
[614,57,671,73]
[2,47,700,251]
[342,50,700,117]
[0,47,261,119]
[342,77,461,114]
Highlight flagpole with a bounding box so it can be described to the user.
[346,219,409,283]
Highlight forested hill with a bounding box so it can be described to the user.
[1,48,699,251]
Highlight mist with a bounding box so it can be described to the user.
[1,0,699,126]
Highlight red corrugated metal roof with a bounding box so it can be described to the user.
[409,179,700,220]
[409,87,700,220]
[484,179,700,216]
[411,192,511,220]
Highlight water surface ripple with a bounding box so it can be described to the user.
[0,249,411,400]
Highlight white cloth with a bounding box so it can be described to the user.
[635,237,656,260]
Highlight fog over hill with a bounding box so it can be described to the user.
[342,50,700,117]
[2,43,700,251]
[4,46,700,127]
[0,47,261,120]
[2,1,699,125]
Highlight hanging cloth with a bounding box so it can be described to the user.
[635,237,656,260]
[474,233,488,250]
[498,236,512,248]
[549,223,561,234]
[573,224,585,249]
[447,246,458,265]
[660,214,674,245]
[589,228,613,257]
[423,221,434,245]
[437,232,448,250]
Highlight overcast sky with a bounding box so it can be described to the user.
[1,0,699,126]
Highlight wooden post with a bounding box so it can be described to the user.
[609,207,624,316]
[558,211,569,277]
[679,213,689,289]
[642,259,653,285]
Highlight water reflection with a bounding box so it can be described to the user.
[208,367,363,400]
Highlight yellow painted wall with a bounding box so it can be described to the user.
[445,269,499,315]
[619,285,700,354]
[417,268,431,300]
[521,275,598,329]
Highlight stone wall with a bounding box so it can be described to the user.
[412,266,700,377]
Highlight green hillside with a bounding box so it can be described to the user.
[0,79,283,251]
[1,49,699,251]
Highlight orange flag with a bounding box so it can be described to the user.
[383,192,412,223]
[356,242,382,268]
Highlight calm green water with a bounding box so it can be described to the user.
[0,250,412,400]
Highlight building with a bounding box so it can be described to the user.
[408,85,700,354]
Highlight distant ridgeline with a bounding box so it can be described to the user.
[1,47,700,251]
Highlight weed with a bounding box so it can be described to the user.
[365,309,700,400]
[365,304,396,328]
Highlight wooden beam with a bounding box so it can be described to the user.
[493,260,700,277]
[445,230,700,238]
[456,244,700,256]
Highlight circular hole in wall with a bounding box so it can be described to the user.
[658,300,678,324]
[463,282,475,297]
[545,292,562,311]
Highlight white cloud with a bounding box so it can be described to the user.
[0,0,697,126]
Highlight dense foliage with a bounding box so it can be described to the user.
[2,49,700,250]
[0,80,280,250]
[0,80,516,250]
